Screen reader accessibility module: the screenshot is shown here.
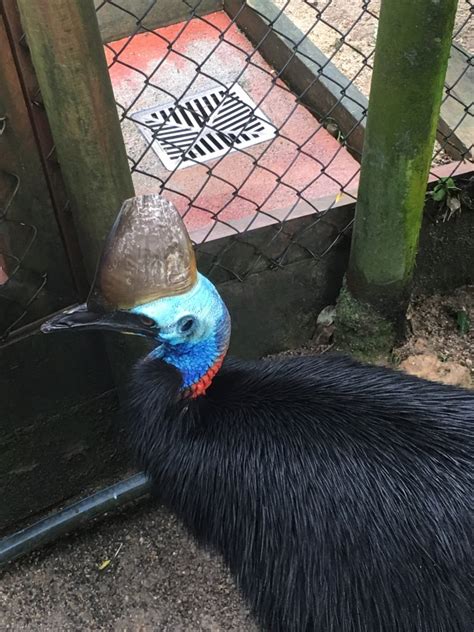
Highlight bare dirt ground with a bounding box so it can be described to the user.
[279,286,473,387]
[0,502,257,632]
[1,285,471,631]
[395,285,473,386]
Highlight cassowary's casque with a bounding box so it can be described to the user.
[43,195,473,632]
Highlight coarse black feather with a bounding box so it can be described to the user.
[127,353,473,632]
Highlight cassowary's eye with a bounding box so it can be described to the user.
[139,315,156,328]
[180,317,195,333]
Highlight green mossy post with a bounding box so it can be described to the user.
[337,0,458,358]
[16,0,134,279]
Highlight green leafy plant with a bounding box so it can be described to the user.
[427,176,461,222]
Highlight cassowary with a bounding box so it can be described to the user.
[43,195,473,632]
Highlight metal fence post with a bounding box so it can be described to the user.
[337,0,458,357]
[16,0,134,279]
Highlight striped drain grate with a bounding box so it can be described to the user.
[132,84,276,171]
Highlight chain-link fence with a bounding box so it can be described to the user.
[97,0,362,285]
[0,3,83,346]
[0,0,472,343]
[97,0,472,280]
[271,0,473,167]
[0,169,47,341]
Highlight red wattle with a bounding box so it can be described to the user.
[188,353,226,398]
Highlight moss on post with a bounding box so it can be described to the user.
[336,282,396,362]
[337,0,458,356]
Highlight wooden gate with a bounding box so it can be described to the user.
[0,1,128,533]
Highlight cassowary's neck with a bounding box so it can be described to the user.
[154,310,230,398]
[161,339,227,398]
[127,357,184,471]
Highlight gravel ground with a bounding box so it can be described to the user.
[273,0,473,98]
[0,500,257,632]
[272,0,473,164]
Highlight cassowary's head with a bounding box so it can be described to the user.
[42,195,230,397]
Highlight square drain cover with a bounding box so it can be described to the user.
[132,84,276,171]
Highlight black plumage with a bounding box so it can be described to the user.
[127,352,473,632]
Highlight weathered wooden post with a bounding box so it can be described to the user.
[336,0,458,357]
[16,0,146,386]
[16,0,134,278]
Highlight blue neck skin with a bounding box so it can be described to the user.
[152,312,230,389]
[132,274,230,390]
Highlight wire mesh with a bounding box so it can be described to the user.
[0,0,90,346]
[96,0,363,283]
[96,0,473,285]
[0,146,47,343]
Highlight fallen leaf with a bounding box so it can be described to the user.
[447,195,461,213]
[98,559,111,571]
[317,305,336,326]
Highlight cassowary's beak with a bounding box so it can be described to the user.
[41,303,158,338]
